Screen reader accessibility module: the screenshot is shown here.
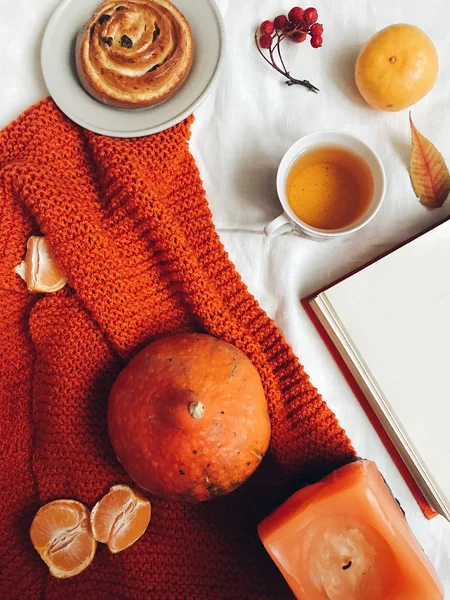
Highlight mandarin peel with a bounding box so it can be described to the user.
[409,114,450,208]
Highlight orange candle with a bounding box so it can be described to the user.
[258,460,443,600]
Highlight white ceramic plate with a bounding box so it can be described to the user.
[41,0,225,137]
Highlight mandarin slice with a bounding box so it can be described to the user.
[30,499,96,578]
[90,485,151,554]
[15,236,67,293]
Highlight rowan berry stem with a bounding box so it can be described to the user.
[254,27,319,93]
[274,33,288,73]
[286,78,319,92]
[254,31,287,77]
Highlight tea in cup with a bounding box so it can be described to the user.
[264,131,386,239]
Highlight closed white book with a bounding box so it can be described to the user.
[305,218,450,521]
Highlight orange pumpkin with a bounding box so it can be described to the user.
[108,334,271,502]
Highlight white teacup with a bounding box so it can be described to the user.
[264,131,386,240]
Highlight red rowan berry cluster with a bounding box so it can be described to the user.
[255,7,322,92]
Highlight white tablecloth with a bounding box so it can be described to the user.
[2,0,449,594]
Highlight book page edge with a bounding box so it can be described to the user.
[309,293,450,521]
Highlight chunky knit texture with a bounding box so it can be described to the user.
[0,98,354,599]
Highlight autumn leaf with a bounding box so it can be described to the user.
[409,113,450,208]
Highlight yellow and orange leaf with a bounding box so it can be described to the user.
[409,113,450,208]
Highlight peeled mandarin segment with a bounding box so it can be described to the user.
[50,530,96,576]
[90,485,151,553]
[258,460,443,600]
[109,496,152,553]
[91,485,133,544]
[30,501,83,551]
[30,499,96,579]
[14,236,67,293]
[90,485,134,543]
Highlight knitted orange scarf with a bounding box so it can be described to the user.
[0,99,354,599]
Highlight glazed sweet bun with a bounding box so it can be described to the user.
[76,0,193,109]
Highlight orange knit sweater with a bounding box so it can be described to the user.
[0,99,354,599]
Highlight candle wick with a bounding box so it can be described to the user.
[342,561,352,570]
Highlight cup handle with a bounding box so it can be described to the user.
[264,213,295,237]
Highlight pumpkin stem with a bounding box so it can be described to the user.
[189,401,205,419]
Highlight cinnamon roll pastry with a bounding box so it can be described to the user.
[76,0,193,108]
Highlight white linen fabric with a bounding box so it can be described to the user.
[2,0,449,593]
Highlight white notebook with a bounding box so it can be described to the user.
[307,218,450,521]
